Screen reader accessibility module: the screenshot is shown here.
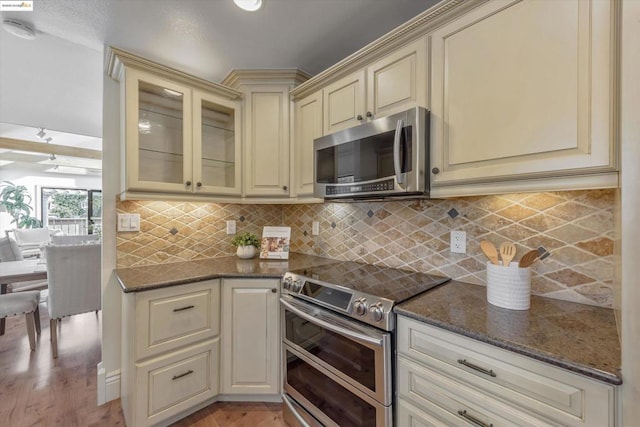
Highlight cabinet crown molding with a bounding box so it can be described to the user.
[221,69,311,89]
[105,46,243,100]
[290,0,473,100]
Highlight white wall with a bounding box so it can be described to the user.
[620,0,640,422]
[0,167,101,235]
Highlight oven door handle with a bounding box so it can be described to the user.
[393,118,405,187]
[281,298,385,347]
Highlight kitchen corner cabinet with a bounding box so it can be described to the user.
[323,37,427,134]
[107,48,243,199]
[120,280,221,427]
[221,70,310,199]
[429,0,618,197]
[220,278,280,396]
[293,91,323,197]
[397,316,616,427]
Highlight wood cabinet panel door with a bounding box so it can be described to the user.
[430,0,617,196]
[221,279,280,395]
[244,88,290,196]
[367,37,427,119]
[323,70,366,134]
[293,91,323,197]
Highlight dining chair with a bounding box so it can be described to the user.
[46,243,101,358]
[13,227,52,259]
[0,291,42,350]
[0,237,48,293]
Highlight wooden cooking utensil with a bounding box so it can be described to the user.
[518,249,540,268]
[499,242,516,266]
[480,240,500,265]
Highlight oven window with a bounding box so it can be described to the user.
[316,126,412,184]
[286,350,377,427]
[285,310,376,391]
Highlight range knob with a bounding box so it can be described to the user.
[369,303,385,323]
[353,298,368,316]
[291,279,303,292]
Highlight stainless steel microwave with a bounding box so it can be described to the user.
[314,106,430,200]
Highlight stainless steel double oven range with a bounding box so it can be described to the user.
[281,261,449,427]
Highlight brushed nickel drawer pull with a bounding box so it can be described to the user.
[457,359,497,377]
[458,410,493,427]
[173,305,195,312]
[172,369,194,380]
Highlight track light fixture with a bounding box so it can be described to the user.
[45,137,53,143]
[36,127,46,138]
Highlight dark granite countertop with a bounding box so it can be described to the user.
[115,253,336,293]
[395,280,622,385]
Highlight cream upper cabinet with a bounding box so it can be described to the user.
[108,48,243,199]
[322,37,427,135]
[323,70,366,134]
[366,37,427,119]
[293,91,323,197]
[243,85,291,197]
[221,278,280,395]
[429,0,618,197]
[222,70,310,199]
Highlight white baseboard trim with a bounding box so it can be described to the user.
[97,362,121,405]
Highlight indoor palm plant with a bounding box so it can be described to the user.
[0,181,42,228]
[231,231,260,259]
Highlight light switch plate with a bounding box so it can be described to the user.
[117,214,140,232]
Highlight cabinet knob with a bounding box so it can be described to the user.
[271,288,277,293]
[357,115,363,121]
[366,111,373,118]
[196,182,202,188]
[431,167,440,175]
[282,185,288,191]
[185,181,192,186]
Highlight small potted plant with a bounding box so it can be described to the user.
[231,231,260,259]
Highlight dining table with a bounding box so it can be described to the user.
[0,259,47,335]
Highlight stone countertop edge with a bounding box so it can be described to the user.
[115,253,337,293]
[394,280,622,385]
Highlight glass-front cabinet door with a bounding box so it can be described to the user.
[192,91,242,195]
[125,68,193,193]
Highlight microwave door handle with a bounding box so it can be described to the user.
[281,298,384,347]
[393,119,405,187]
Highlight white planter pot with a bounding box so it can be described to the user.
[236,245,256,259]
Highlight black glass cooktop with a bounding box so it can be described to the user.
[288,261,450,303]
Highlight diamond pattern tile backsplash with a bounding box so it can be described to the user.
[117,189,615,307]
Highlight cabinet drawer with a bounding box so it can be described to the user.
[136,338,219,426]
[136,280,220,359]
[399,356,553,427]
[397,317,615,426]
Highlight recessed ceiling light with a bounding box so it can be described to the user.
[2,19,36,40]
[234,0,263,12]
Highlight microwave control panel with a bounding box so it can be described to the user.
[325,178,395,196]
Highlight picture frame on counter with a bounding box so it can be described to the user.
[260,226,291,259]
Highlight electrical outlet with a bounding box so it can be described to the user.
[226,220,236,235]
[450,230,466,254]
[312,221,319,236]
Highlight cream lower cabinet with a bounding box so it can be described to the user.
[429,0,618,197]
[121,280,221,427]
[396,316,616,427]
[220,278,280,396]
[323,37,427,135]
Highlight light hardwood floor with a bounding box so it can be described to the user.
[0,302,287,426]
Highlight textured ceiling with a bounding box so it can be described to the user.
[0,0,439,139]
